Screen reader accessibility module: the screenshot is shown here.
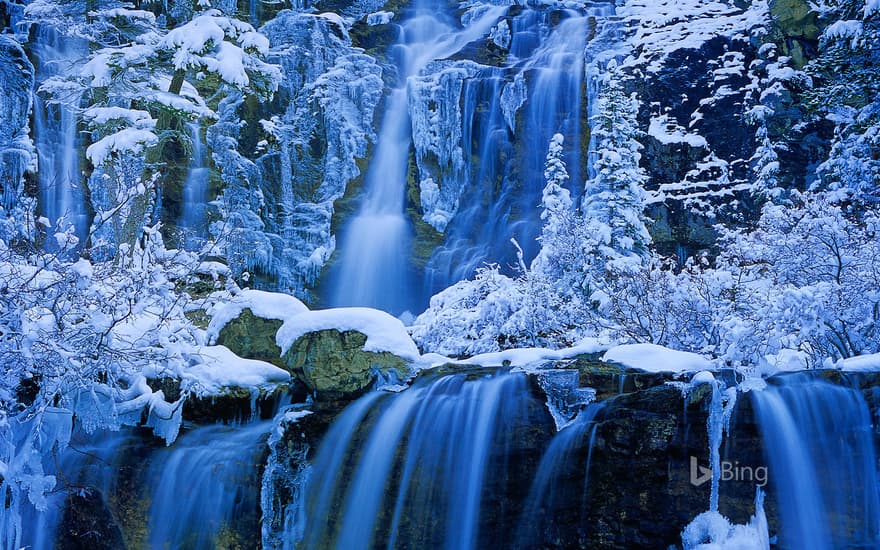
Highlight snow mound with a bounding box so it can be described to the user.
[276,307,420,360]
[838,353,880,372]
[603,343,712,373]
[207,289,308,342]
[681,489,769,549]
[182,345,290,394]
[455,338,607,368]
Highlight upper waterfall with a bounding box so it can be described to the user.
[328,1,509,315]
[326,2,619,315]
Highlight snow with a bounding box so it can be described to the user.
[649,114,709,147]
[276,307,421,360]
[83,106,155,127]
[691,370,717,385]
[181,345,291,394]
[455,338,607,368]
[366,11,393,25]
[762,349,809,372]
[206,289,308,343]
[86,128,158,166]
[823,20,863,42]
[620,0,769,74]
[281,410,313,424]
[867,0,880,17]
[681,489,770,550]
[603,343,712,373]
[209,41,250,88]
[838,353,880,372]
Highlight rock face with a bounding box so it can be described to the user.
[282,328,409,398]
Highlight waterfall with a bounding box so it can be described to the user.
[299,371,545,549]
[328,1,508,315]
[18,430,138,550]
[146,421,272,549]
[32,24,90,247]
[16,407,281,548]
[752,377,880,549]
[516,403,604,546]
[178,122,210,250]
[424,5,616,298]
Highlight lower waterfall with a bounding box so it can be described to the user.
[752,376,880,550]
[298,371,550,550]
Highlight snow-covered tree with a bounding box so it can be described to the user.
[32,6,280,250]
[807,1,880,203]
[582,77,651,276]
[750,123,782,200]
[718,191,880,363]
[532,133,573,280]
[73,8,280,165]
[0,218,209,548]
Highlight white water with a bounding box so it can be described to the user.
[32,25,90,247]
[329,2,508,314]
[424,5,617,297]
[516,403,604,546]
[147,421,272,548]
[179,122,210,250]
[300,372,533,549]
[752,377,880,549]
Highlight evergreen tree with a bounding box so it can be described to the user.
[807,0,880,202]
[532,133,573,280]
[750,123,782,200]
[582,77,651,272]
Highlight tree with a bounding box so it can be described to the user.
[532,133,573,281]
[806,1,880,203]
[750,123,782,200]
[35,6,280,248]
[582,76,651,278]
[717,191,880,363]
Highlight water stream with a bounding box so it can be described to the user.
[299,371,544,550]
[752,377,880,550]
[178,122,210,251]
[31,24,90,247]
[147,421,272,548]
[328,1,508,315]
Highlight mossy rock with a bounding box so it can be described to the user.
[769,0,820,67]
[282,329,410,399]
[215,308,285,368]
[770,0,819,41]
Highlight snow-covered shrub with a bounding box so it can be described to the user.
[716,190,880,364]
[0,223,204,548]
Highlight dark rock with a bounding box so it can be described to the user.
[58,490,126,550]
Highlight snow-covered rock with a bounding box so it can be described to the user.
[603,343,713,373]
[181,345,291,394]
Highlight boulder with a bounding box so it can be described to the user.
[215,308,285,368]
[282,328,409,398]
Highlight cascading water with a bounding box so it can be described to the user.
[178,122,210,250]
[31,24,90,247]
[328,1,508,315]
[146,421,273,549]
[298,371,547,550]
[18,429,138,550]
[752,377,880,549]
[516,403,604,547]
[16,401,282,548]
[424,4,617,298]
